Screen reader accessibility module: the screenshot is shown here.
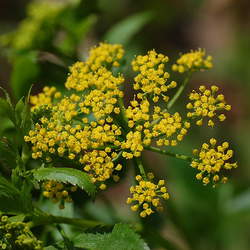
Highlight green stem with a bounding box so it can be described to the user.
[117,97,129,133]
[112,150,123,162]
[56,224,73,250]
[167,71,192,109]
[134,157,147,180]
[145,146,193,162]
[30,213,106,229]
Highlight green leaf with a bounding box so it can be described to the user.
[72,223,149,250]
[0,97,12,118]
[0,87,13,109]
[0,176,31,214]
[0,89,15,125]
[10,51,40,99]
[8,214,26,222]
[0,138,17,169]
[0,118,14,137]
[15,97,25,126]
[33,167,96,197]
[44,246,60,250]
[15,97,32,134]
[104,11,154,45]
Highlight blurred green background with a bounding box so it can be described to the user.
[0,0,250,249]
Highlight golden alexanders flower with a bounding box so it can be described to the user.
[42,180,77,209]
[191,138,238,185]
[186,85,231,127]
[123,98,190,157]
[24,42,237,217]
[30,86,61,111]
[132,50,176,102]
[172,49,212,73]
[127,173,169,217]
[0,215,43,249]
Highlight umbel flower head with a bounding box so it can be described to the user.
[42,180,77,209]
[186,85,231,127]
[24,42,237,217]
[191,138,238,185]
[127,173,169,217]
[131,50,176,102]
[0,214,42,250]
[172,49,213,73]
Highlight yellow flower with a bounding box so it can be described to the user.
[191,138,237,185]
[172,49,213,73]
[0,215,43,249]
[24,42,236,209]
[124,97,190,157]
[42,180,77,207]
[132,50,176,102]
[186,85,231,127]
[30,86,61,111]
[127,174,169,217]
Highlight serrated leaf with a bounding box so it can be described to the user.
[73,223,149,250]
[0,176,31,214]
[104,11,154,45]
[33,167,96,197]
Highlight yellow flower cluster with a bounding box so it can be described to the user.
[25,43,126,190]
[132,50,176,102]
[42,180,77,209]
[127,174,169,217]
[24,116,123,187]
[123,99,190,158]
[122,131,144,159]
[30,86,61,111]
[24,42,236,218]
[186,85,231,127]
[65,44,124,119]
[172,49,213,73]
[152,112,190,147]
[0,215,42,250]
[80,150,122,189]
[87,43,124,69]
[191,138,238,185]
[65,63,124,93]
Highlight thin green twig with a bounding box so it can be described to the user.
[145,146,193,162]
[167,71,192,109]
[29,211,107,229]
[134,157,147,180]
[117,97,129,133]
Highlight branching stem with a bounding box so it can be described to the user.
[167,71,192,109]
[134,157,147,180]
[145,146,193,162]
[29,211,107,229]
